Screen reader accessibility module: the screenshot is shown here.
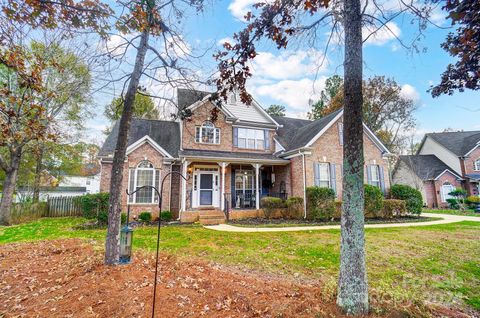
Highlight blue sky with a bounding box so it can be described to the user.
[85,1,480,145]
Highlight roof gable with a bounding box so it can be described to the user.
[424,131,480,157]
[398,155,462,180]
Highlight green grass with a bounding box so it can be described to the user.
[424,209,480,217]
[1,217,479,312]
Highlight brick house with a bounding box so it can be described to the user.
[393,131,480,208]
[98,89,392,223]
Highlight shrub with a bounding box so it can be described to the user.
[382,199,406,218]
[390,184,423,215]
[467,196,480,209]
[333,201,342,219]
[160,211,173,221]
[80,193,109,219]
[97,210,108,224]
[306,187,335,221]
[138,212,152,222]
[446,198,459,209]
[284,197,304,219]
[261,197,284,218]
[364,184,384,218]
[121,212,127,224]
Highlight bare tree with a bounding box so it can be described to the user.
[99,0,208,265]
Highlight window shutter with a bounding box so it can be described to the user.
[379,166,386,194]
[154,169,161,202]
[330,164,337,194]
[338,123,343,146]
[314,163,320,186]
[366,165,372,185]
[264,130,270,149]
[195,127,200,142]
[128,169,135,203]
[215,128,220,144]
[233,127,238,147]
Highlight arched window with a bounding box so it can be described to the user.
[474,158,480,171]
[128,160,160,204]
[195,121,220,144]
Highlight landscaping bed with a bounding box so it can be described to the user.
[229,215,440,227]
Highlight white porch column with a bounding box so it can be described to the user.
[180,160,189,213]
[219,162,228,210]
[253,163,262,210]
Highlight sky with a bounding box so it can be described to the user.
[84,0,480,146]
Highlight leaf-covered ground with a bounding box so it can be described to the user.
[1,218,479,317]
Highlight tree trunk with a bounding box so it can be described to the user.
[337,0,369,315]
[0,151,22,225]
[33,145,44,203]
[104,29,150,265]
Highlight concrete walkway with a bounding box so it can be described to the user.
[204,213,480,233]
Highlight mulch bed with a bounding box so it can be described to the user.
[0,239,472,317]
[229,216,434,227]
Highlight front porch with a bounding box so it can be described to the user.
[178,155,290,223]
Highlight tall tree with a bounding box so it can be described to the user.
[104,92,159,134]
[102,0,206,265]
[265,104,286,117]
[214,0,434,314]
[308,75,343,120]
[322,76,417,152]
[431,0,480,97]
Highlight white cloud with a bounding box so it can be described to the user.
[401,84,421,104]
[363,22,401,46]
[217,37,234,46]
[98,33,139,56]
[228,0,259,20]
[250,77,327,111]
[250,50,327,80]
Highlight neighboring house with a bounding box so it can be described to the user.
[98,89,391,223]
[16,174,101,202]
[393,131,480,208]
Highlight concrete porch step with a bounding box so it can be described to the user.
[198,209,225,225]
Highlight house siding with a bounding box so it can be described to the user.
[419,137,462,175]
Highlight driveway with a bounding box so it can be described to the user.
[204,213,480,233]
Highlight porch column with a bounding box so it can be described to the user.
[253,163,262,209]
[180,160,189,213]
[218,162,228,210]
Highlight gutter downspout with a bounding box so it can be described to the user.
[302,151,307,219]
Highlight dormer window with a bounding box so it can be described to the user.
[195,121,220,144]
[474,158,480,171]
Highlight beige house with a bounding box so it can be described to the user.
[99,89,392,224]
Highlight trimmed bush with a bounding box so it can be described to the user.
[446,198,459,209]
[160,211,173,221]
[138,212,152,222]
[284,197,304,219]
[382,199,406,218]
[390,184,423,215]
[364,184,384,218]
[80,193,109,220]
[121,213,127,224]
[306,187,335,221]
[334,201,342,219]
[467,196,480,209]
[261,197,284,218]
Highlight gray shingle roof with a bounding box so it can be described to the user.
[177,88,211,110]
[179,149,288,162]
[274,109,342,151]
[426,131,480,156]
[398,155,459,180]
[99,118,180,157]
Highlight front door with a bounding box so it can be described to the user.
[192,168,220,208]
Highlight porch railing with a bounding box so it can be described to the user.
[223,191,289,211]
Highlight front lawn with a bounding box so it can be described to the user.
[1,217,479,314]
[424,209,480,217]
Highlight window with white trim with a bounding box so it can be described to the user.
[128,160,160,204]
[441,182,455,202]
[318,163,330,188]
[369,165,380,187]
[237,128,264,150]
[195,121,220,144]
[338,122,344,146]
[474,158,480,171]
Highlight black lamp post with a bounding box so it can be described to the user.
[126,171,188,318]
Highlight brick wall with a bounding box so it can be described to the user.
[181,101,276,154]
[462,147,480,196]
[432,171,463,208]
[99,142,172,218]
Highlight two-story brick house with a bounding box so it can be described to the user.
[99,89,391,223]
[393,131,480,208]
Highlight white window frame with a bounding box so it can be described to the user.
[318,163,330,188]
[474,158,480,171]
[128,160,160,204]
[195,121,220,144]
[237,128,265,150]
[370,165,380,187]
[441,182,455,203]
